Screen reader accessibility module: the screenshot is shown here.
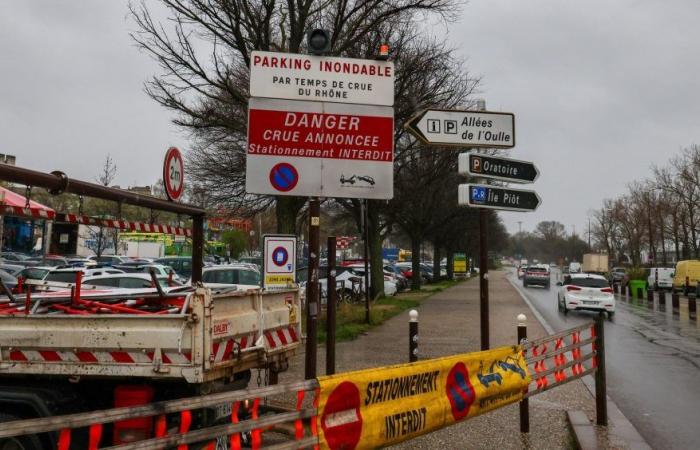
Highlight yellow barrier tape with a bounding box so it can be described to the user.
[316,345,530,449]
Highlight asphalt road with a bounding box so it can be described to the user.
[507,269,700,450]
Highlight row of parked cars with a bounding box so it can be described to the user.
[609,260,700,295]
[0,252,264,293]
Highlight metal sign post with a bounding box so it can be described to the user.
[262,234,297,289]
[305,198,320,380]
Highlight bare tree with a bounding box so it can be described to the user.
[85,155,118,256]
[130,0,460,235]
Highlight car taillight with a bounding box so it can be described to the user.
[113,385,154,444]
[566,286,581,292]
[601,288,613,293]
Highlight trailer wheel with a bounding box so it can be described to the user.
[0,413,43,450]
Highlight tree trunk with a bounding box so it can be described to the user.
[276,197,304,234]
[367,201,385,299]
[411,236,422,291]
[672,213,680,263]
[432,239,441,282]
[446,247,454,280]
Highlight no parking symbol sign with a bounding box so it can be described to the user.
[263,234,297,289]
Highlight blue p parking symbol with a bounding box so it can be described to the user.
[470,186,487,204]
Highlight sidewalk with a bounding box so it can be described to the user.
[275,271,603,449]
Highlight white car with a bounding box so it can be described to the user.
[557,273,615,319]
[646,267,674,291]
[197,265,261,290]
[43,267,125,283]
[82,273,176,289]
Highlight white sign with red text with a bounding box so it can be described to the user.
[250,51,394,106]
[245,98,394,199]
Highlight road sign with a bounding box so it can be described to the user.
[163,147,184,201]
[405,109,515,148]
[250,50,394,106]
[458,184,541,212]
[263,234,297,289]
[458,153,539,183]
[245,97,394,199]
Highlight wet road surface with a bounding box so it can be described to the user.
[507,270,700,450]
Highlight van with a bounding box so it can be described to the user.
[671,260,700,295]
[569,262,582,274]
[646,267,674,291]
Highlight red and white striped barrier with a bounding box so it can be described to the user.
[2,205,56,220]
[57,213,192,237]
[3,348,192,365]
[264,326,299,350]
[211,333,258,363]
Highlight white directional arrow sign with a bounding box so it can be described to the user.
[405,109,515,148]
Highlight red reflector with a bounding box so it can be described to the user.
[601,288,613,293]
[566,286,581,291]
[113,385,154,444]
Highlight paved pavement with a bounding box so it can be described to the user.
[275,271,605,449]
[511,268,699,450]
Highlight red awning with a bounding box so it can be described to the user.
[0,186,55,220]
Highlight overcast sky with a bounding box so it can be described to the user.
[2,1,699,236]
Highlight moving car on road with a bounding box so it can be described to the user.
[557,273,615,319]
[517,265,528,279]
[523,265,550,289]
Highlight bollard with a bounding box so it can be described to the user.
[517,314,529,433]
[594,312,608,426]
[409,310,418,362]
[659,290,666,312]
[672,293,680,315]
[627,284,633,299]
[613,283,618,294]
[636,287,644,302]
[647,288,654,307]
[689,297,697,321]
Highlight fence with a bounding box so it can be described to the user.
[519,314,606,429]
[0,318,606,449]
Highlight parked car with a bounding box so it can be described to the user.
[523,265,550,289]
[672,260,700,295]
[646,267,674,291]
[17,266,53,281]
[608,267,626,284]
[88,255,131,266]
[0,269,18,290]
[0,252,31,263]
[557,273,615,320]
[43,267,125,284]
[82,273,178,289]
[0,263,24,276]
[24,256,68,267]
[197,265,262,290]
[384,264,409,291]
[345,264,400,295]
[154,256,195,280]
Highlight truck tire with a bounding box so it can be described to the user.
[0,413,43,450]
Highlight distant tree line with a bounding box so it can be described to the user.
[591,144,700,266]
[509,220,589,264]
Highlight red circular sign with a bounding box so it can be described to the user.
[269,163,299,192]
[446,362,476,421]
[321,381,362,450]
[163,147,185,201]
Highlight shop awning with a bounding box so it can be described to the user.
[0,186,55,220]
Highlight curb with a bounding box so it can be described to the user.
[567,410,600,450]
[507,275,652,450]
